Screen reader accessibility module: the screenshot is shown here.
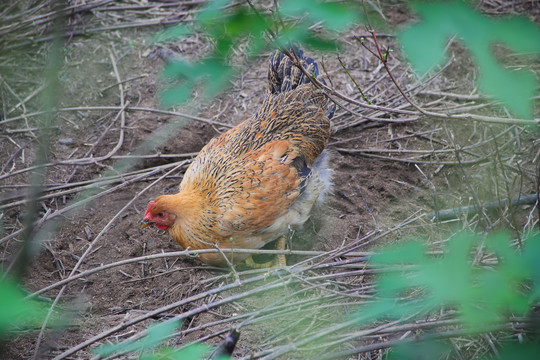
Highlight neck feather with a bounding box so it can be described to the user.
[156,192,201,221]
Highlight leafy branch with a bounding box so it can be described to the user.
[399,1,540,120]
[156,0,360,106]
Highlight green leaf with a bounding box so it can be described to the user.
[197,0,230,25]
[175,344,212,360]
[489,17,540,54]
[142,344,210,360]
[152,25,191,44]
[493,341,540,360]
[0,277,55,337]
[276,25,338,51]
[389,339,451,360]
[157,0,361,106]
[200,59,235,98]
[523,233,540,301]
[419,233,476,305]
[162,60,198,81]
[95,319,181,357]
[161,83,194,107]
[221,9,267,39]
[371,241,427,265]
[303,34,340,52]
[274,26,309,49]
[366,232,540,327]
[399,1,540,120]
[280,0,360,32]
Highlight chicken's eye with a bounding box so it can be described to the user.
[157,212,164,217]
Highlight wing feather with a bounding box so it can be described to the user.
[215,140,302,236]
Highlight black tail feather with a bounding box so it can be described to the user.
[268,47,320,94]
[268,47,335,120]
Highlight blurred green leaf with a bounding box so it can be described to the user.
[360,232,540,359]
[141,343,210,360]
[273,26,309,50]
[492,17,540,54]
[0,277,54,338]
[523,233,540,301]
[162,83,194,107]
[162,60,198,81]
[95,319,181,357]
[156,0,361,107]
[388,339,451,360]
[302,34,340,52]
[418,233,475,306]
[274,26,338,52]
[372,240,427,265]
[490,341,540,360]
[197,0,229,24]
[153,26,191,44]
[221,9,267,39]
[201,59,234,97]
[399,1,540,119]
[367,232,540,328]
[94,318,212,359]
[280,0,360,32]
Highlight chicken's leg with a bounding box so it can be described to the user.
[243,236,287,268]
[273,236,287,267]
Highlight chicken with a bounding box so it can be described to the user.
[141,48,334,266]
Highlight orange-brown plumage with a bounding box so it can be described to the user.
[143,48,333,266]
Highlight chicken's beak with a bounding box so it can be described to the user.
[140,219,152,229]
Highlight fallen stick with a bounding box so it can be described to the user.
[429,194,538,221]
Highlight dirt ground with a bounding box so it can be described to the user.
[1,1,539,359]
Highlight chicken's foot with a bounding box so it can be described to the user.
[243,236,287,268]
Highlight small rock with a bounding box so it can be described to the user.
[58,138,73,145]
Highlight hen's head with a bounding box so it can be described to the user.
[141,197,177,230]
